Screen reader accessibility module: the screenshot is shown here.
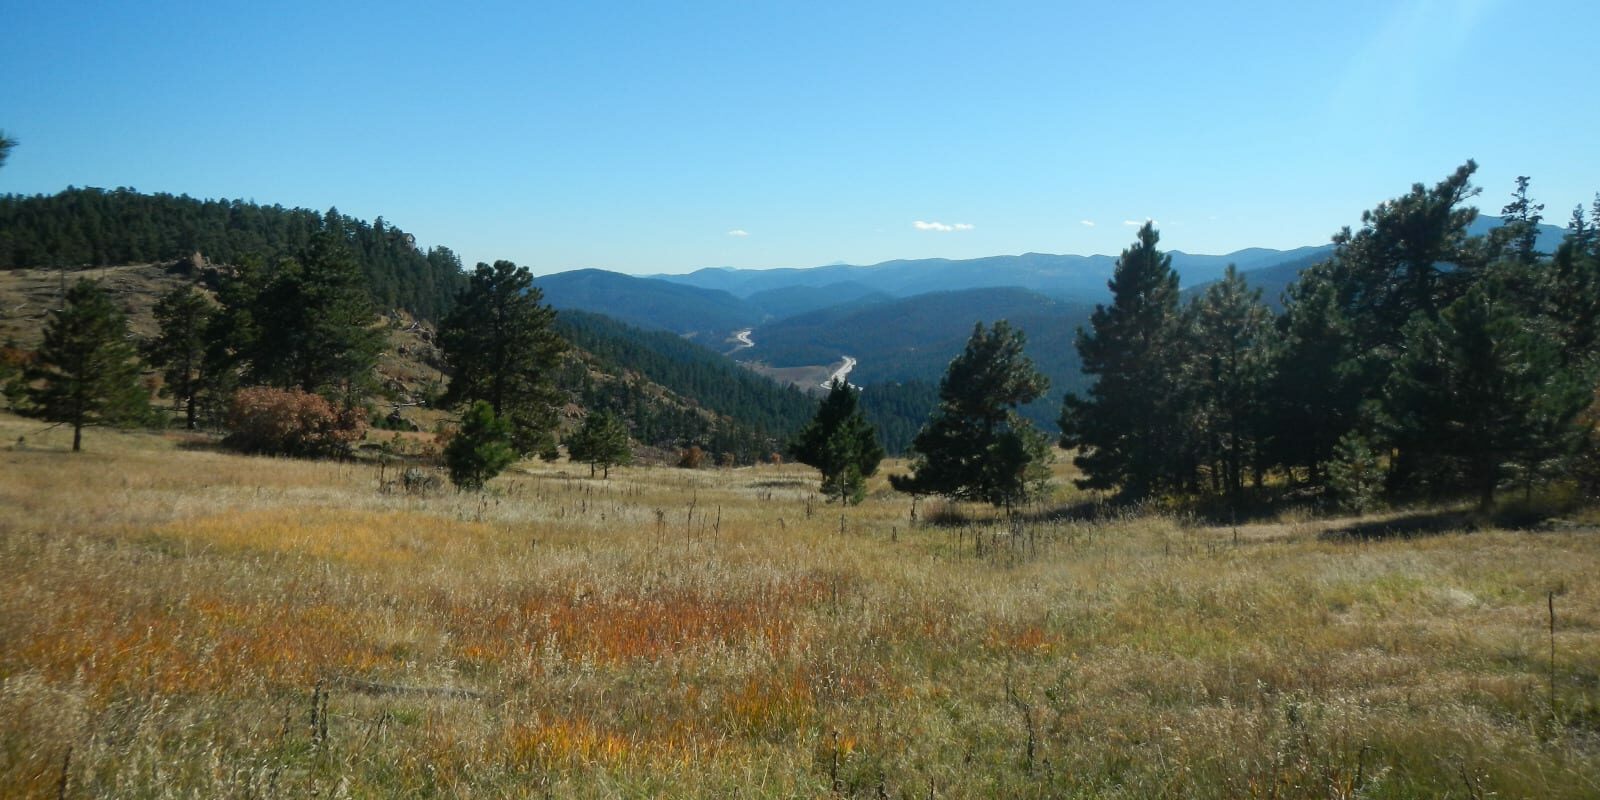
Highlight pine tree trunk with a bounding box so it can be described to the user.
[72,423,82,452]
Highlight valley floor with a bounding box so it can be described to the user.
[2,413,1598,798]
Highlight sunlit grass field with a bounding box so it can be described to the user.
[2,411,1598,798]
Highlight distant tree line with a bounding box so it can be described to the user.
[0,187,467,319]
[857,380,938,455]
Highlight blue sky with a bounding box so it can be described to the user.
[2,1,1597,275]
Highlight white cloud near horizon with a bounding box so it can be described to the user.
[1079,220,1095,227]
[913,220,974,232]
[726,229,749,237]
[1122,218,1158,227]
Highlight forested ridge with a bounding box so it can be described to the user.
[5,167,1598,510]
[0,187,467,319]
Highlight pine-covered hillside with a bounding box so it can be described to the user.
[0,187,467,320]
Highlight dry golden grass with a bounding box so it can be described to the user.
[3,409,1599,798]
[0,264,194,347]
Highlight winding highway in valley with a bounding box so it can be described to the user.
[824,356,857,389]
[731,327,857,391]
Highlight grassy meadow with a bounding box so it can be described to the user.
[2,412,1599,798]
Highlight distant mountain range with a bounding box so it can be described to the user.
[534,241,1346,340]
[530,216,1573,435]
[653,246,1337,302]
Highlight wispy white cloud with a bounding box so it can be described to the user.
[1122,218,1158,227]
[913,220,975,232]
[1079,220,1096,227]
[726,229,749,237]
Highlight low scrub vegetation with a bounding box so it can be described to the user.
[2,411,1599,797]
[223,386,367,457]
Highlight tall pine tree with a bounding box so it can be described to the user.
[1384,280,1590,511]
[1265,268,1364,485]
[1186,264,1274,499]
[439,260,568,455]
[238,232,384,402]
[1060,222,1189,500]
[24,279,150,451]
[143,285,216,429]
[891,320,1051,512]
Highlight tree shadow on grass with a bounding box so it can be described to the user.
[1320,499,1587,541]
[746,479,812,490]
[1320,509,1480,541]
[917,497,1125,529]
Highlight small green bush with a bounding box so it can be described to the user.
[445,401,517,491]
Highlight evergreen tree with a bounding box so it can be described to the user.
[1322,162,1482,353]
[445,401,517,491]
[1265,269,1364,485]
[24,279,150,451]
[240,232,384,402]
[1549,201,1600,370]
[1060,222,1189,500]
[0,130,15,170]
[143,285,216,429]
[1327,432,1383,515]
[566,410,633,478]
[1488,175,1546,266]
[1186,264,1274,499]
[1383,281,1590,511]
[439,260,568,455]
[891,320,1051,512]
[789,379,884,505]
[1283,162,1483,494]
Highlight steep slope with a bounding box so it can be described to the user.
[553,309,815,445]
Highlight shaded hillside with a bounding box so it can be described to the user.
[1185,250,1330,309]
[857,379,939,455]
[535,269,765,343]
[554,309,815,445]
[0,187,467,319]
[742,287,1093,430]
[745,281,891,319]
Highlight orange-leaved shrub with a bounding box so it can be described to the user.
[224,386,367,457]
[677,445,705,469]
